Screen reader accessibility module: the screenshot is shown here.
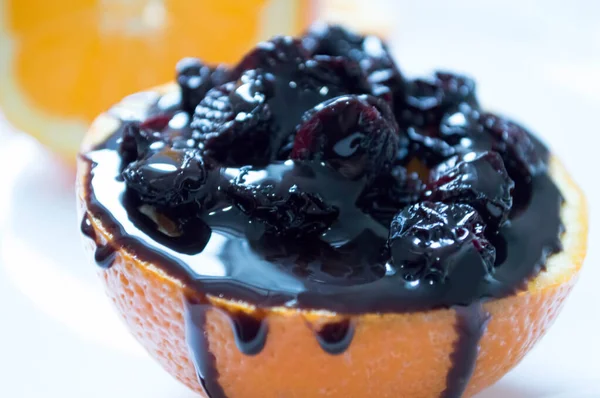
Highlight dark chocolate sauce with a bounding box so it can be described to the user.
[314,319,355,355]
[81,214,117,268]
[183,296,227,398]
[183,298,268,397]
[80,214,96,241]
[93,243,118,269]
[442,302,491,398]
[229,310,268,356]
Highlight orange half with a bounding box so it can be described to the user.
[76,84,588,398]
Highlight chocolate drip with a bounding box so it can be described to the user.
[80,214,96,241]
[315,319,355,355]
[81,214,117,268]
[442,302,491,398]
[93,244,117,268]
[184,297,227,398]
[229,311,268,356]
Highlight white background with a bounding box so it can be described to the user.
[0,1,599,397]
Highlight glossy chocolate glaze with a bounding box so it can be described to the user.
[81,101,562,312]
[183,296,227,398]
[442,302,491,398]
[228,310,268,356]
[314,319,355,355]
[80,90,563,398]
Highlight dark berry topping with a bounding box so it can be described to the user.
[405,126,458,166]
[439,105,478,143]
[233,36,309,78]
[119,25,550,251]
[225,169,339,238]
[139,114,173,132]
[122,147,218,210]
[176,57,231,114]
[88,22,564,317]
[308,55,373,95]
[397,71,477,128]
[303,23,406,106]
[191,71,275,166]
[302,23,363,58]
[192,37,381,167]
[426,151,514,228]
[291,95,399,179]
[118,122,165,168]
[478,113,544,180]
[388,202,495,287]
[357,166,424,226]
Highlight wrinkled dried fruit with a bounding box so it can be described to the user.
[176,57,231,114]
[396,71,477,128]
[122,147,218,209]
[426,151,514,228]
[118,122,164,168]
[303,22,406,106]
[357,166,424,226]
[388,202,495,287]
[191,72,276,166]
[291,95,400,179]
[233,36,309,78]
[478,112,544,180]
[225,169,339,237]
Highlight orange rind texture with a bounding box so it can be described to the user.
[77,85,588,398]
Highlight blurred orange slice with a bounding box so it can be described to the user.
[0,0,309,165]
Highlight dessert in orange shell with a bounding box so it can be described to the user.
[77,24,588,398]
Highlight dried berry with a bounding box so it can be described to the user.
[291,95,399,179]
[176,57,231,114]
[396,71,477,128]
[191,72,276,166]
[225,170,339,238]
[439,104,479,144]
[308,55,373,95]
[118,122,165,168]
[194,38,379,166]
[357,166,424,225]
[399,102,480,167]
[233,36,309,78]
[478,113,544,180]
[388,202,495,287]
[405,126,458,166]
[303,23,406,106]
[122,147,218,209]
[426,151,514,228]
